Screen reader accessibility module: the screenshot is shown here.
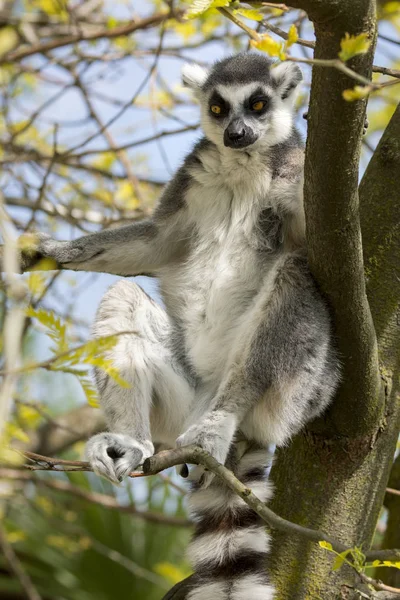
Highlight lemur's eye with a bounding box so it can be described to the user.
[210,105,222,115]
[252,100,265,112]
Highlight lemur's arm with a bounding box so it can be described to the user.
[8,169,191,276]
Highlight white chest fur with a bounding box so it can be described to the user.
[163,147,277,382]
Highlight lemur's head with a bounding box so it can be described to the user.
[182,53,302,151]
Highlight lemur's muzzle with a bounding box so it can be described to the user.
[224,118,258,149]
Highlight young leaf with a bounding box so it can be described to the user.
[26,306,68,354]
[80,378,100,408]
[186,0,230,19]
[332,549,353,571]
[339,32,371,62]
[0,27,18,57]
[319,541,333,551]
[234,8,264,21]
[342,85,371,102]
[286,24,299,48]
[250,35,284,58]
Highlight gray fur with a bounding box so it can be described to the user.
[25,54,340,600]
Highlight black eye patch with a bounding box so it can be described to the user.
[245,89,271,116]
[208,91,230,117]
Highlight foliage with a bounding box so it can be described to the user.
[0,0,399,597]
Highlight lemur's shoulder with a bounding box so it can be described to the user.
[269,127,304,182]
[154,137,213,221]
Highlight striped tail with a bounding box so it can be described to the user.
[183,443,275,600]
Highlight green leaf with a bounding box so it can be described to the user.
[250,35,284,58]
[332,549,352,571]
[233,8,264,21]
[186,0,230,19]
[286,24,299,48]
[319,541,333,551]
[342,85,371,102]
[0,27,18,57]
[26,306,68,354]
[80,378,100,408]
[339,32,371,62]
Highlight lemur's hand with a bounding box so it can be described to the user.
[0,233,63,273]
[20,233,61,271]
[86,433,154,484]
[176,410,237,479]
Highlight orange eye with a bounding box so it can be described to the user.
[252,101,264,111]
[211,105,222,114]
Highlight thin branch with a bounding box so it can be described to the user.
[0,10,182,65]
[261,21,400,79]
[0,330,137,377]
[386,488,400,497]
[360,572,400,596]
[0,468,190,527]
[220,9,400,84]
[0,523,42,600]
[8,446,400,565]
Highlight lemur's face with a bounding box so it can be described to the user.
[182,54,302,152]
[204,82,277,150]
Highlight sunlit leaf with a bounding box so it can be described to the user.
[287,24,299,48]
[319,541,333,551]
[0,27,18,57]
[339,32,371,62]
[6,530,27,544]
[154,562,191,584]
[115,181,140,209]
[342,85,371,102]
[186,0,230,19]
[233,8,264,21]
[80,378,100,408]
[250,35,284,58]
[26,306,68,354]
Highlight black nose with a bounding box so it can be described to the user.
[228,127,245,141]
[224,119,253,148]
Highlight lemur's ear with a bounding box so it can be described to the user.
[271,62,303,101]
[182,63,209,92]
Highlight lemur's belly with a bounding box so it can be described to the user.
[176,240,261,382]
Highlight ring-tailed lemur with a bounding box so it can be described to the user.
[19,53,340,599]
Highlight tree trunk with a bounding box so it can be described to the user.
[268,4,400,596]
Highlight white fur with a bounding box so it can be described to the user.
[188,477,272,515]
[187,527,270,568]
[187,581,227,600]
[231,574,275,600]
[182,63,209,91]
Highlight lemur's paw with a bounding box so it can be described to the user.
[176,410,237,469]
[86,433,154,484]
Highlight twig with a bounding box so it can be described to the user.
[386,487,400,497]
[88,537,170,589]
[219,9,400,83]
[0,330,137,377]
[19,450,145,476]
[9,446,400,564]
[360,572,400,596]
[260,2,289,10]
[0,468,190,527]
[0,523,42,600]
[0,10,183,64]
[0,195,27,440]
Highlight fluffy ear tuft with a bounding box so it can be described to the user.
[182,63,209,91]
[271,62,303,101]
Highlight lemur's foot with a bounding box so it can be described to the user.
[176,410,237,486]
[86,433,154,483]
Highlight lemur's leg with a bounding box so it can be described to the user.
[86,280,195,483]
[177,253,339,467]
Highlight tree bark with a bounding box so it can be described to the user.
[269,4,400,599]
[381,456,400,588]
